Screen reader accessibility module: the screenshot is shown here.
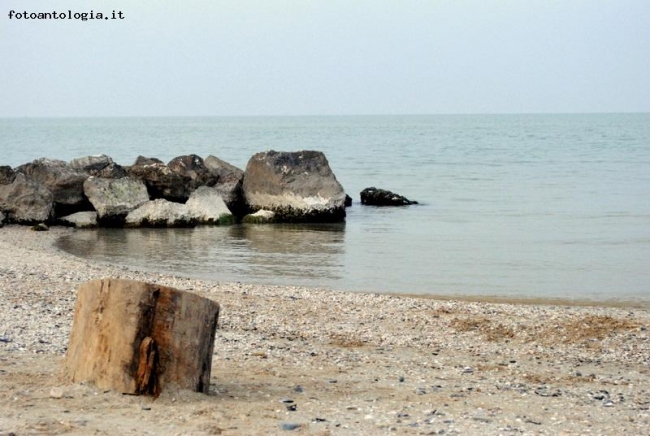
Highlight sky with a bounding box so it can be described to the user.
[1,0,649,117]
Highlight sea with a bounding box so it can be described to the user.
[1,114,649,304]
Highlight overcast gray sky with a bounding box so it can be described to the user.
[1,0,649,117]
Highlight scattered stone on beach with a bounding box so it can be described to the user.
[49,387,64,399]
[242,150,347,222]
[360,187,418,206]
[279,422,302,431]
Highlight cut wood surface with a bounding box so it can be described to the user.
[64,278,219,396]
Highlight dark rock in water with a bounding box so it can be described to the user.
[168,154,219,194]
[360,187,418,206]
[15,158,89,213]
[83,177,150,226]
[242,150,346,223]
[0,166,16,185]
[344,194,352,207]
[204,155,245,215]
[0,173,54,224]
[70,154,127,179]
[127,156,188,202]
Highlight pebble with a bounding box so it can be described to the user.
[49,387,64,399]
[280,422,302,431]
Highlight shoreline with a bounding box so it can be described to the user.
[392,292,650,310]
[1,224,649,434]
[54,225,650,310]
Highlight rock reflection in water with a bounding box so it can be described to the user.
[56,223,346,287]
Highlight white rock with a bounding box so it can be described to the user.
[186,186,233,225]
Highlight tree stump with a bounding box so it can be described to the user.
[64,278,220,396]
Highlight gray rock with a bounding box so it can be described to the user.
[186,186,234,225]
[83,177,150,225]
[0,166,16,185]
[242,150,346,222]
[279,422,302,431]
[0,210,5,227]
[128,156,188,202]
[0,173,54,223]
[70,154,127,179]
[15,158,88,208]
[59,211,98,228]
[360,187,418,206]
[124,199,194,227]
[204,155,245,214]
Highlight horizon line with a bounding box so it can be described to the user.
[1,111,649,119]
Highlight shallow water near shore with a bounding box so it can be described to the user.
[3,114,649,303]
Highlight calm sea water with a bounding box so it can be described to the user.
[2,114,649,303]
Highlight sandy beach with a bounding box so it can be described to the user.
[1,224,649,435]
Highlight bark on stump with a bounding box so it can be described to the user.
[64,278,220,396]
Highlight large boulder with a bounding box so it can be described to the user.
[127,156,188,202]
[204,155,245,215]
[15,158,89,215]
[360,187,418,206]
[70,154,127,179]
[242,150,346,222]
[0,173,54,223]
[83,177,150,225]
[186,186,234,225]
[125,199,194,227]
[0,166,16,185]
[168,154,218,193]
